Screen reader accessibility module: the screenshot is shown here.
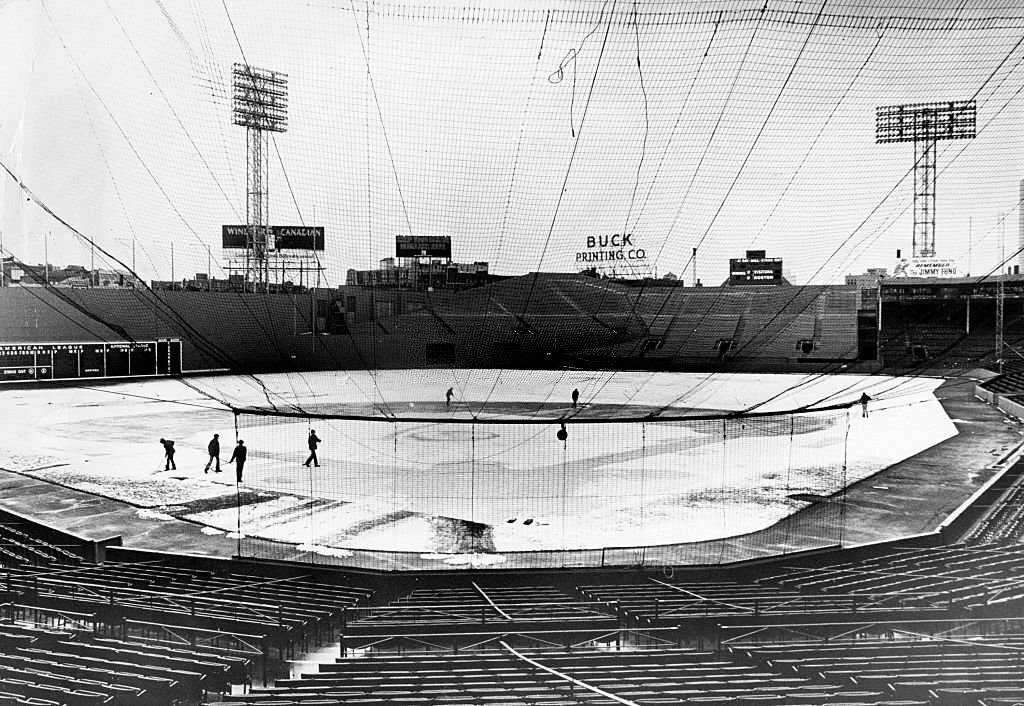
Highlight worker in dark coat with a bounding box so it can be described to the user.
[229,440,247,483]
[159,438,176,471]
[204,433,221,473]
[304,429,321,468]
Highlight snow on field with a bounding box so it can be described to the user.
[0,371,954,553]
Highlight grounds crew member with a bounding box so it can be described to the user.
[204,433,221,473]
[304,429,321,467]
[159,438,176,471]
[229,439,247,483]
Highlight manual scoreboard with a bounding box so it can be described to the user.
[0,340,182,382]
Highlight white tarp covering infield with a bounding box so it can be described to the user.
[0,370,954,554]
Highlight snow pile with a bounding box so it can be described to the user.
[296,543,353,558]
[421,552,508,568]
[441,553,507,568]
[136,509,174,521]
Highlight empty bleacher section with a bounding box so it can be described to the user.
[576,284,860,367]
[213,645,935,705]
[0,521,376,694]
[878,283,1024,371]
[0,522,81,568]
[0,615,250,705]
[0,506,1023,703]
[344,582,616,640]
[0,276,864,375]
[978,370,1024,396]
[578,577,946,627]
[23,273,1024,375]
[763,543,1024,610]
[730,631,1024,705]
[0,561,370,658]
[964,477,1024,545]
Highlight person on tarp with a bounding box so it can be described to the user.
[860,392,871,418]
[204,433,221,473]
[304,429,322,468]
[159,438,176,471]
[229,440,247,483]
[571,388,580,408]
[446,387,454,409]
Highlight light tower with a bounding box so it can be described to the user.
[875,100,975,259]
[232,63,288,291]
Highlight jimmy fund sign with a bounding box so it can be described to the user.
[576,233,647,265]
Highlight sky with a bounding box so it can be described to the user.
[2,0,1024,286]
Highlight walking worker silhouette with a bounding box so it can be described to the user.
[446,387,454,409]
[159,438,176,471]
[304,429,322,467]
[204,433,221,473]
[860,392,871,418]
[229,439,247,483]
[571,388,580,409]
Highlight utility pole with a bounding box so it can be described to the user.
[968,217,972,276]
[997,214,1006,373]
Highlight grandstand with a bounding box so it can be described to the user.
[0,276,866,373]
[0,490,1021,703]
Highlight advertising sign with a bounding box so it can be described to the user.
[223,226,323,250]
[396,236,452,259]
[575,233,647,265]
[272,226,324,250]
[892,257,961,278]
[221,225,260,249]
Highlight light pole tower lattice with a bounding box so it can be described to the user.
[232,63,288,291]
[875,100,975,259]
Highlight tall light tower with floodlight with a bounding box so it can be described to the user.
[232,63,288,291]
[875,100,975,272]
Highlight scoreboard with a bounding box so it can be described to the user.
[728,250,785,285]
[0,340,182,382]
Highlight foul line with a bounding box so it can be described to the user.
[499,641,640,706]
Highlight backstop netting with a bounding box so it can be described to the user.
[4,1,1024,306]
[225,406,852,569]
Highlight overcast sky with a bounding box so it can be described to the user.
[2,0,1023,285]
